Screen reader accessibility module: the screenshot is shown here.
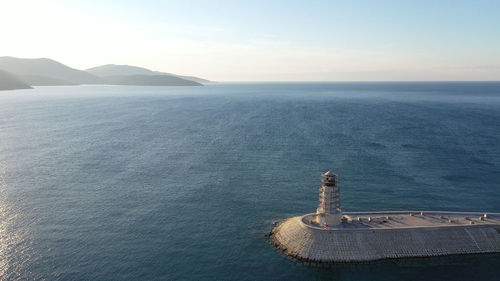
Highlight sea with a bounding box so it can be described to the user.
[0,82,499,280]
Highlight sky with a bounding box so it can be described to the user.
[1,0,499,81]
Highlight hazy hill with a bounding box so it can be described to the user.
[20,75,77,86]
[86,64,211,84]
[0,70,32,90]
[103,75,202,86]
[0,56,102,85]
[164,73,212,84]
[86,64,154,76]
[0,57,207,87]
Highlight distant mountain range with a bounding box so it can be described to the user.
[86,64,203,86]
[0,57,101,85]
[86,64,211,84]
[0,56,211,90]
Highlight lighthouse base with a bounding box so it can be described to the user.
[315,213,342,226]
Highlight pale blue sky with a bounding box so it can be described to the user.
[1,0,499,81]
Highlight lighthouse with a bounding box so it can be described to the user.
[315,171,342,226]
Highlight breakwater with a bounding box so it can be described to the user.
[271,211,500,262]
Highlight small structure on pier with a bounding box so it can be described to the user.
[315,171,341,226]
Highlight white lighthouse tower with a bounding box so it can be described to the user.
[315,171,342,226]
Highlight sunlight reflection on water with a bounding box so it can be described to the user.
[0,161,32,280]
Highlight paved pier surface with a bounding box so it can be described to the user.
[271,211,500,262]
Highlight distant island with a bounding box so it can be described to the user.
[0,56,211,90]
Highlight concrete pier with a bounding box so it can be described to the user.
[271,211,500,262]
[270,172,500,262]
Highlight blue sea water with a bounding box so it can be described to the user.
[0,82,499,280]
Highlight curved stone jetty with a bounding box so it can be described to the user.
[270,172,500,263]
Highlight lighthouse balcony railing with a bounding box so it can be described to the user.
[318,188,339,193]
[319,193,340,198]
[318,201,339,206]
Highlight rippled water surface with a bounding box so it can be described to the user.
[0,82,499,280]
